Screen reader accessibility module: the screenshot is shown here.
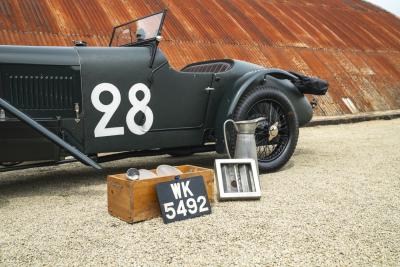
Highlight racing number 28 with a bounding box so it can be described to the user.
[91,83,154,138]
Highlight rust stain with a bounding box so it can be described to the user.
[0,0,399,116]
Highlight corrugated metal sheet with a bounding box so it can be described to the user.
[0,0,399,116]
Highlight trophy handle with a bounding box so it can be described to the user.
[223,119,237,159]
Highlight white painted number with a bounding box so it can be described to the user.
[126,83,154,135]
[176,200,188,217]
[162,196,209,220]
[186,198,198,214]
[91,83,124,138]
[197,196,209,213]
[164,202,176,220]
[91,83,154,138]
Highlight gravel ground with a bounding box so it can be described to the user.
[0,119,399,266]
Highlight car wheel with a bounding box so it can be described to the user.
[230,85,299,172]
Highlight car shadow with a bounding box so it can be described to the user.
[293,147,314,156]
[0,152,224,199]
[0,150,301,200]
[0,197,10,208]
[279,160,295,171]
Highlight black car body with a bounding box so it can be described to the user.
[0,11,328,172]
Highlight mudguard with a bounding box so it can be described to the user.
[214,68,313,153]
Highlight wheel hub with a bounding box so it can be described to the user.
[268,122,279,141]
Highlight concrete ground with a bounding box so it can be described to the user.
[0,119,399,266]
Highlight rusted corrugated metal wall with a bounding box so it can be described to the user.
[0,0,399,116]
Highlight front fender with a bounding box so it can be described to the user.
[214,69,313,153]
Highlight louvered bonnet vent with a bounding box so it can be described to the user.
[0,65,81,118]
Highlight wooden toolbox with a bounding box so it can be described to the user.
[107,165,215,223]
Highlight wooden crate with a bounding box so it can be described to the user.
[107,165,214,223]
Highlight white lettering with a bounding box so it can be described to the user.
[170,183,182,200]
[181,181,193,198]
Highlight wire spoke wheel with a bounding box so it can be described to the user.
[247,99,289,162]
[232,86,299,172]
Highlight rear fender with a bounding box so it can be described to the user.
[214,69,313,153]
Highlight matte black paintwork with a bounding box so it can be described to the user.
[76,46,214,154]
[0,97,100,169]
[0,46,80,66]
[0,119,60,162]
[0,43,315,165]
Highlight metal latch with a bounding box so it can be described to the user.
[205,87,215,92]
[74,103,80,123]
[0,108,5,121]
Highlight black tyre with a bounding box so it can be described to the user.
[230,86,299,172]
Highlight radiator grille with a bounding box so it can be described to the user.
[6,75,74,110]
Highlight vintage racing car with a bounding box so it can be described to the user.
[0,11,328,173]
